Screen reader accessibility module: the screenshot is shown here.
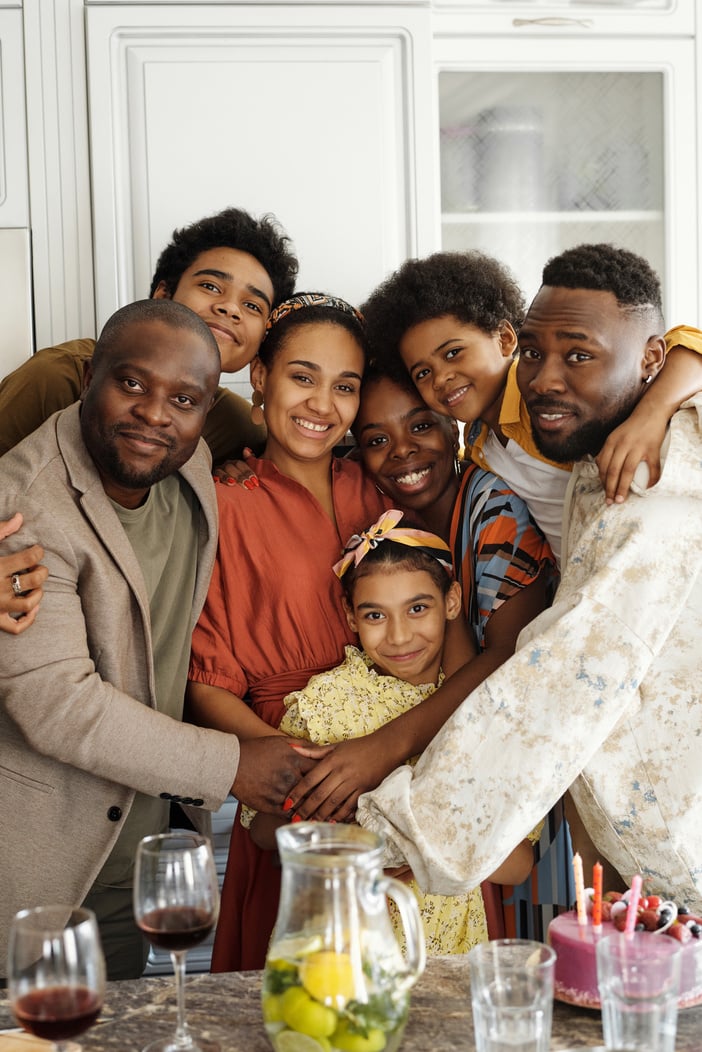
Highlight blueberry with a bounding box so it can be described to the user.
[659,907,673,923]
[690,923,702,937]
[679,905,690,915]
[635,922,645,932]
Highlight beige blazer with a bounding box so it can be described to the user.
[0,404,239,969]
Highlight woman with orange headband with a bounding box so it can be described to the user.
[187,294,398,971]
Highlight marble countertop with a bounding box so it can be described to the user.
[2,955,702,1050]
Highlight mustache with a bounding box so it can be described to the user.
[527,400,578,415]
[111,424,176,451]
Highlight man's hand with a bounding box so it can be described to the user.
[286,735,402,823]
[231,736,330,814]
[0,514,48,635]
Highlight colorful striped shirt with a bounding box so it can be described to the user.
[449,462,555,648]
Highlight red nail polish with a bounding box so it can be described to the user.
[291,814,302,823]
[244,479,256,491]
[283,797,294,813]
[251,477,260,488]
[226,477,235,486]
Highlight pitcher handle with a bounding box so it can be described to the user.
[374,874,426,990]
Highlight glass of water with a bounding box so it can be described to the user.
[596,931,682,1052]
[468,938,556,1052]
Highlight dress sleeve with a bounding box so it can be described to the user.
[188,528,249,697]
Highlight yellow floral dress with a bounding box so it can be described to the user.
[273,645,489,955]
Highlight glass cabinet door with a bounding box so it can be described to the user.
[436,37,697,321]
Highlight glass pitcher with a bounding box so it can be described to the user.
[262,822,426,1052]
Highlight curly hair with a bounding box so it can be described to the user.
[355,359,417,404]
[361,251,526,370]
[542,243,663,319]
[149,207,299,306]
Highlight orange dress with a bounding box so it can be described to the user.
[189,454,390,971]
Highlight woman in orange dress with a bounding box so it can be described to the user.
[186,293,391,971]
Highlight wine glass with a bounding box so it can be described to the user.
[133,833,220,1052]
[7,905,106,1052]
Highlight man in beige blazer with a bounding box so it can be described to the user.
[0,299,313,979]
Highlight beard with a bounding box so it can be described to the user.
[85,420,187,492]
[531,398,637,463]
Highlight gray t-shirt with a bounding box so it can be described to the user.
[93,473,200,888]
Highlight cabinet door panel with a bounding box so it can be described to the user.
[86,6,433,336]
[0,9,28,226]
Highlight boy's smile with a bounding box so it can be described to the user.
[399,314,516,429]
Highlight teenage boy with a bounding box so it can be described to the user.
[0,206,298,464]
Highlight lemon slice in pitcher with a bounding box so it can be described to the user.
[274,1031,331,1052]
[269,934,324,966]
[300,950,355,1007]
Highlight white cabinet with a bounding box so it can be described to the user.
[85,2,435,370]
[431,1,693,37]
[13,2,702,357]
[433,29,698,324]
[0,7,33,374]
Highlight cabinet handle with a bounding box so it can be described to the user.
[513,18,594,28]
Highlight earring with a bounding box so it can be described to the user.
[643,374,654,385]
[251,389,264,426]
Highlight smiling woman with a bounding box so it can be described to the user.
[186,292,392,972]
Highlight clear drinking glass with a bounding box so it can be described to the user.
[469,938,556,1052]
[7,905,106,1052]
[133,833,220,1052]
[596,931,682,1052]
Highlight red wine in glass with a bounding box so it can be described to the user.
[14,985,103,1042]
[137,906,215,953]
[8,905,106,1052]
[134,833,220,1052]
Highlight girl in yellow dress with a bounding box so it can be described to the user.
[244,509,537,955]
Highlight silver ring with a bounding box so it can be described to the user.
[11,573,23,597]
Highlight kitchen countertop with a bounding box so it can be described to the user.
[2,955,702,1050]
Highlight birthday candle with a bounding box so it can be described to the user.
[625,874,643,936]
[592,861,603,932]
[573,852,587,927]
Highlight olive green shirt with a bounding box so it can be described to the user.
[95,474,200,887]
[0,338,265,463]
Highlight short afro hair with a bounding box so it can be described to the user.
[149,207,298,307]
[361,251,526,372]
[542,243,663,321]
